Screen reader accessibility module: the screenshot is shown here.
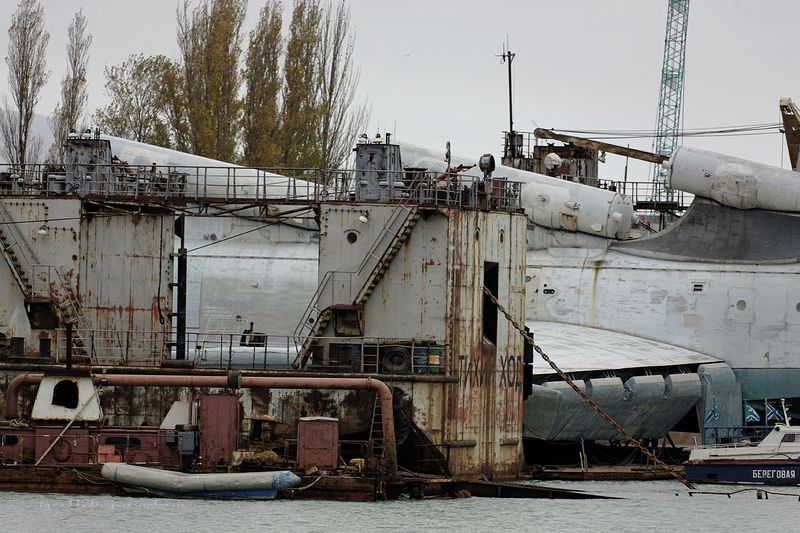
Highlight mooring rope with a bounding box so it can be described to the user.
[688,487,800,499]
[482,286,695,490]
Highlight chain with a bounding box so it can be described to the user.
[482,286,695,490]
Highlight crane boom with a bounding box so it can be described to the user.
[652,0,691,201]
[533,128,667,165]
[780,97,800,171]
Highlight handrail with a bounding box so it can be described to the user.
[0,163,524,212]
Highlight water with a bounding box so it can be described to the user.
[1,481,797,532]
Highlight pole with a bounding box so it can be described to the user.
[623,144,630,193]
[177,244,187,360]
[498,47,516,159]
[506,49,514,136]
[65,323,73,369]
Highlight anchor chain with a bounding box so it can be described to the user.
[482,285,695,490]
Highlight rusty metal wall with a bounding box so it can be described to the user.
[79,212,174,363]
[444,209,528,478]
[318,205,448,341]
[283,206,527,478]
[0,199,82,350]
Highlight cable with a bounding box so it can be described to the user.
[545,123,782,141]
[555,122,781,134]
[483,286,695,490]
[0,214,121,226]
[185,208,314,254]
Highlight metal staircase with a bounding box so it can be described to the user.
[0,202,36,296]
[293,205,420,369]
[51,270,91,358]
[0,201,89,357]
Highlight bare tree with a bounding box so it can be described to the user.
[316,1,368,170]
[48,9,92,164]
[177,0,246,161]
[94,54,172,147]
[241,0,283,167]
[0,0,50,167]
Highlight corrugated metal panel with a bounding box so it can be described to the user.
[79,213,174,364]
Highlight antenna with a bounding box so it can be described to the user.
[497,42,516,158]
[781,398,791,426]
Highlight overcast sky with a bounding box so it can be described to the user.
[1,0,798,179]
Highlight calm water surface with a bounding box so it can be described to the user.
[1,480,797,532]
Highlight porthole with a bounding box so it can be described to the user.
[736,300,747,311]
[346,231,358,244]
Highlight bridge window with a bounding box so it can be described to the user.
[781,434,796,444]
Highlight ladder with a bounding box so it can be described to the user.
[361,342,380,373]
[52,272,91,358]
[0,201,89,358]
[293,205,420,368]
[369,395,384,463]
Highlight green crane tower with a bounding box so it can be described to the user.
[652,0,690,203]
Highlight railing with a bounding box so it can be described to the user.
[292,199,420,365]
[0,164,524,212]
[30,264,57,298]
[194,332,299,370]
[48,328,447,375]
[287,335,447,374]
[702,425,774,446]
[597,179,693,210]
[52,328,169,366]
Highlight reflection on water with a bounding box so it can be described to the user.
[1,481,798,533]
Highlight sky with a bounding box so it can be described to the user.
[0,0,798,180]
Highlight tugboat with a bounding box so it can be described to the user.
[685,404,800,485]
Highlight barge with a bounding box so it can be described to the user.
[0,134,607,500]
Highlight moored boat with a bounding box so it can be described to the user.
[685,424,800,485]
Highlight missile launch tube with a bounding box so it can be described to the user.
[666,146,800,212]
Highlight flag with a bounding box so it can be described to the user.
[744,402,760,423]
[766,402,783,422]
[705,399,720,424]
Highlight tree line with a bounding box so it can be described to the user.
[0,0,367,171]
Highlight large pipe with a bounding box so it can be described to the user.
[666,146,800,211]
[4,373,397,476]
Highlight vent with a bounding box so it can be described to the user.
[692,282,705,293]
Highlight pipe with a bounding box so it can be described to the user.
[3,372,398,476]
[176,245,187,360]
[65,324,73,369]
[4,373,43,419]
